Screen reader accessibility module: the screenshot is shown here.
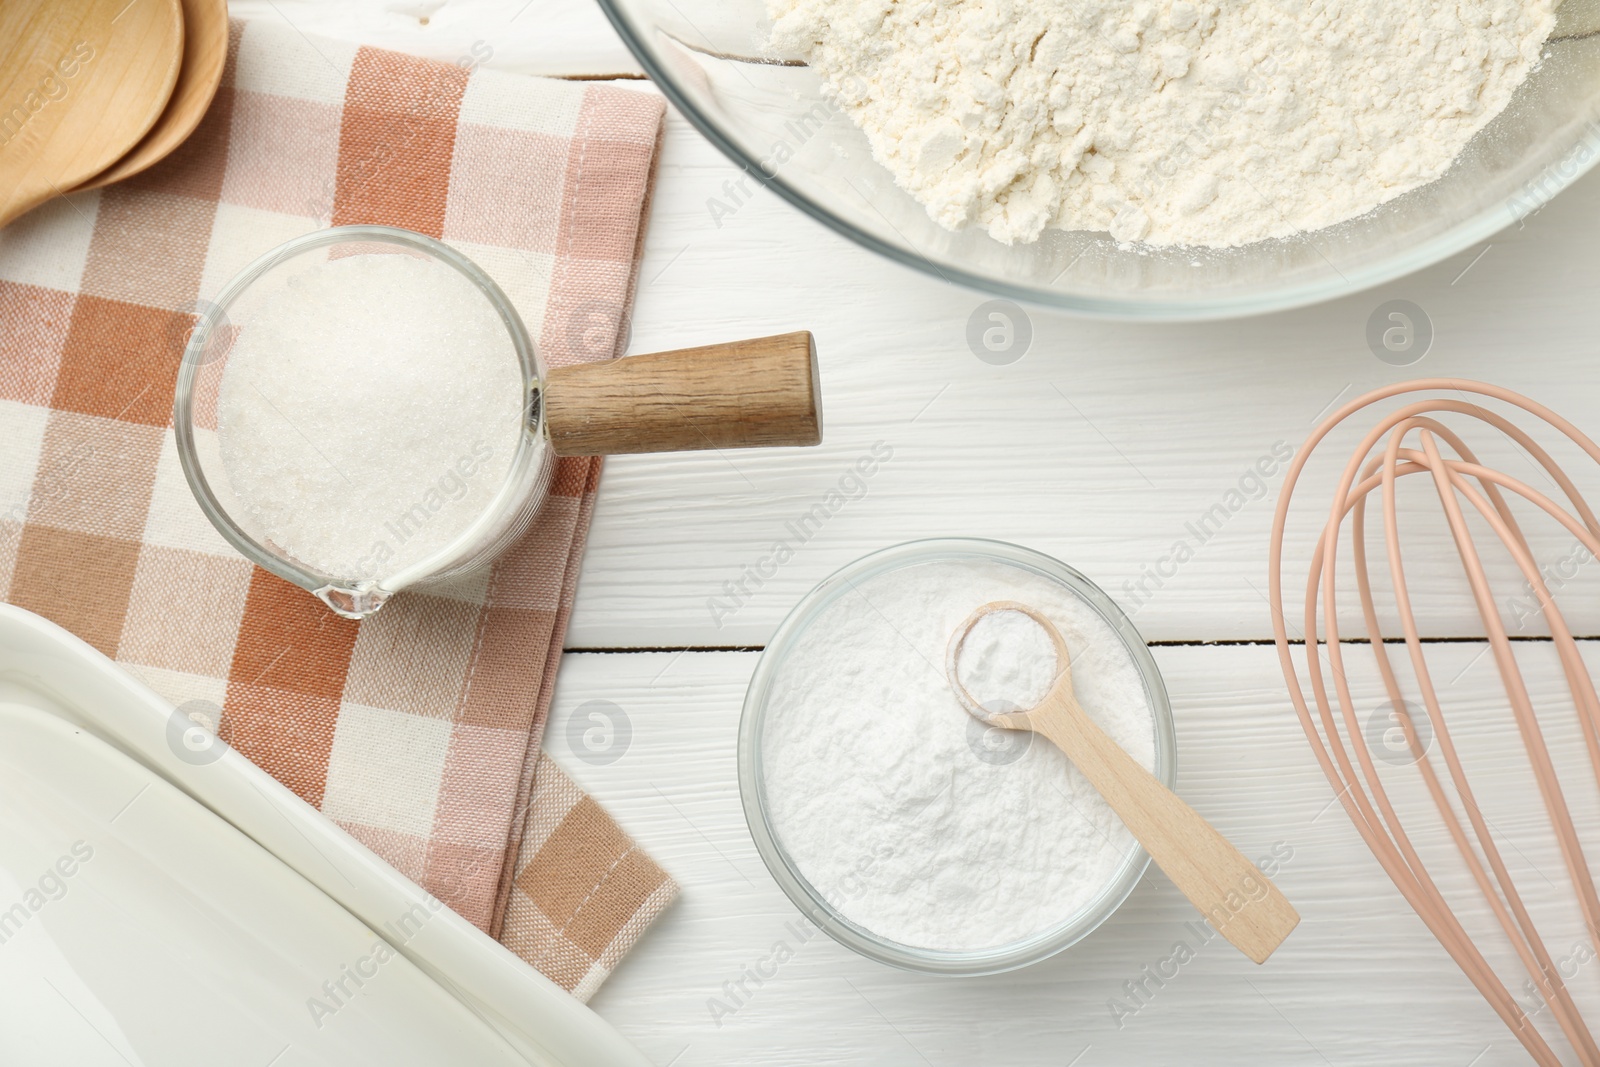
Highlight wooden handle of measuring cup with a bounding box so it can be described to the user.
[542,331,822,456]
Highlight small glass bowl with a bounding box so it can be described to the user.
[172,226,553,619]
[738,537,1177,976]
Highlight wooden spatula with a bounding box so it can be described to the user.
[78,0,228,191]
[0,0,183,228]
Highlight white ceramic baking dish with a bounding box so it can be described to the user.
[0,604,648,1066]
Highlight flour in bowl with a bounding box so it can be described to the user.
[758,556,1157,951]
[768,0,1557,247]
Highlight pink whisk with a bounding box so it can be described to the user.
[1268,380,1600,1066]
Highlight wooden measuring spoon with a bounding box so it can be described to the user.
[78,0,228,191]
[948,600,1300,964]
[0,0,183,228]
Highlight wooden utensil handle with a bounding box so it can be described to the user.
[543,331,822,456]
[1030,698,1300,964]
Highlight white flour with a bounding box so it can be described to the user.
[216,253,522,581]
[768,0,1556,247]
[760,557,1156,950]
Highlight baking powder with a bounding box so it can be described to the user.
[955,606,1062,716]
[760,556,1156,950]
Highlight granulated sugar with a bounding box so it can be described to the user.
[760,557,1156,950]
[215,252,523,580]
[769,0,1556,247]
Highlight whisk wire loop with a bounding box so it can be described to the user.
[1270,380,1600,1066]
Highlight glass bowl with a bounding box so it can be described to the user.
[173,226,553,619]
[738,538,1178,975]
[598,0,1600,319]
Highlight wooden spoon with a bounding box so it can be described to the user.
[0,0,183,228]
[948,600,1301,964]
[78,0,228,191]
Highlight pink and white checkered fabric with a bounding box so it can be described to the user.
[0,18,674,999]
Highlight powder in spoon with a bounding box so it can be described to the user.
[760,556,1157,951]
[214,251,524,581]
[954,608,1061,719]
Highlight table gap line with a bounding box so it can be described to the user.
[563,634,1600,654]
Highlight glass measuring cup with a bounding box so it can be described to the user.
[173,226,820,618]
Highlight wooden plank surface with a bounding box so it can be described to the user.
[586,133,1600,647]
[215,4,1600,1063]
[556,643,1600,1067]
[229,0,644,76]
[229,0,1600,649]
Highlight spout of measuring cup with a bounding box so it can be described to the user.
[314,582,390,620]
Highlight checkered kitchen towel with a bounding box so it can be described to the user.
[0,20,674,1000]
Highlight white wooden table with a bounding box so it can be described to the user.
[236,4,1600,1062]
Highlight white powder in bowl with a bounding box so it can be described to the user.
[759,556,1157,951]
[215,252,524,581]
[954,608,1061,718]
[768,0,1556,247]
